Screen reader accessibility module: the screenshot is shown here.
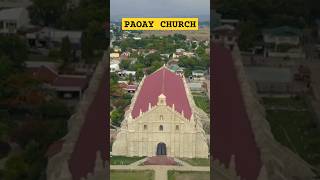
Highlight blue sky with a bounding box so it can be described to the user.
[111,0,210,21]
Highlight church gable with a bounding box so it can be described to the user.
[130,105,190,133]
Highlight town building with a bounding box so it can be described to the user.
[26,28,82,47]
[187,82,204,92]
[0,7,29,34]
[110,61,120,72]
[262,26,305,58]
[168,64,184,75]
[110,52,120,59]
[212,25,238,50]
[182,51,195,57]
[0,0,32,8]
[26,61,88,100]
[211,9,239,28]
[112,66,209,158]
[190,70,206,81]
[117,70,136,77]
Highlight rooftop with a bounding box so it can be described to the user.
[263,26,301,36]
[0,7,26,20]
[213,43,262,180]
[132,67,192,119]
[52,75,88,90]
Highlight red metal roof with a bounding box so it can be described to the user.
[28,66,58,83]
[212,44,262,180]
[28,66,88,90]
[52,75,88,90]
[132,67,192,119]
[125,85,137,90]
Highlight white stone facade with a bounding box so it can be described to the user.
[112,68,209,158]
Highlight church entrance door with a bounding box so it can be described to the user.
[156,142,167,155]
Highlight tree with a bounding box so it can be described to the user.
[119,60,130,70]
[0,35,28,69]
[135,69,144,81]
[0,56,14,81]
[111,109,124,127]
[238,21,258,51]
[81,21,107,60]
[60,36,72,64]
[196,46,206,56]
[128,74,134,84]
[3,154,28,180]
[10,120,48,148]
[0,122,9,141]
[28,0,66,26]
[81,32,94,60]
[38,100,70,118]
[0,141,10,159]
[173,34,187,41]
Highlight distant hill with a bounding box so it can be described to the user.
[111,14,210,23]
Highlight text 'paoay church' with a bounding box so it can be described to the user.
[112,66,209,158]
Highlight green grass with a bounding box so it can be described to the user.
[111,170,154,180]
[262,97,307,109]
[110,156,145,165]
[193,96,210,114]
[168,171,209,180]
[179,158,210,166]
[263,97,320,166]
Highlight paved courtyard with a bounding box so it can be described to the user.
[110,157,210,180]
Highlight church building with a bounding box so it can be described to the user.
[112,66,209,158]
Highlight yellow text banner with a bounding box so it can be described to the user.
[122,18,199,31]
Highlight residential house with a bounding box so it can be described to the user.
[211,9,239,28]
[110,61,120,72]
[0,0,32,8]
[26,28,82,58]
[133,37,141,40]
[245,67,307,94]
[124,84,137,93]
[113,46,121,52]
[212,25,238,50]
[183,51,195,57]
[26,28,82,47]
[26,61,89,99]
[262,26,305,58]
[187,82,203,92]
[117,70,136,78]
[110,53,120,59]
[120,51,130,60]
[52,75,88,99]
[176,48,185,55]
[160,53,170,59]
[191,70,206,81]
[168,64,184,75]
[0,7,29,34]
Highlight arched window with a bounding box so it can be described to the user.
[159,125,163,131]
[144,125,147,130]
[176,125,179,130]
[160,115,163,120]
